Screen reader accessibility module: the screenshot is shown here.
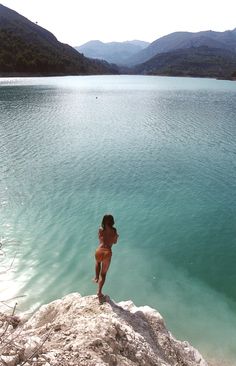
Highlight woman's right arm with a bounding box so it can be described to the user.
[98,227,103,241]
[113,229,119,244]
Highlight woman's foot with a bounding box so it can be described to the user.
[97,292,105,304]
[92,277,99,283]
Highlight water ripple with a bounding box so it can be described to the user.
[1,76,236,364]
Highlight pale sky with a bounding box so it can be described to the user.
[1,0,236,46]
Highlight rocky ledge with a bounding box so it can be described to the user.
[0,293,207,366]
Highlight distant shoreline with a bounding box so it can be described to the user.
[0,72,235,81]
[0,72,106,78]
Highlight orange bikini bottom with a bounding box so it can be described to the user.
[95,247,112,262]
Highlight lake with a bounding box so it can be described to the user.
[0,75,236,365]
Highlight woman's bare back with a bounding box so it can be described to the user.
[98,226,118,248]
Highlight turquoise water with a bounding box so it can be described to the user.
[0,75,236,364]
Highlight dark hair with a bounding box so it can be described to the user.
[101,214,114,229]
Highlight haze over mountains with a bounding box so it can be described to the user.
[78,29,236,66]
[77,29,236,79]
[133,46,236,79]
[0,3,236,79]
[127,29,236,65]
[76,40,149,65]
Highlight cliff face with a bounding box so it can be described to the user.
[0,293,207,366]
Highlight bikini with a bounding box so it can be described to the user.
[95,246,112,262]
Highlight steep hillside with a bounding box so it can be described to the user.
[76,40,150,65]
[0,4,117,76]
[133,46,236,79]
[127,29,236,66]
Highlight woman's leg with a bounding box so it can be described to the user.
[93,248,102,282]
[94,261,101,282]
[97,257,111,298]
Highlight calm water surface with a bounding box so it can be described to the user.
[0,75,236,364]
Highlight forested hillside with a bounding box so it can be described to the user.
[0,4,117,76]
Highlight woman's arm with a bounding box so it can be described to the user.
[98,227,103,241]
[113,228,119,244]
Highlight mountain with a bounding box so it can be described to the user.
[0,4,118,76]
[75,40,150,65]
[127,29,236,66]
[133,46,236,79]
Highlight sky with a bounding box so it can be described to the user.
[1,0,236,46]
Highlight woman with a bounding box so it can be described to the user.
[94,214,119,303]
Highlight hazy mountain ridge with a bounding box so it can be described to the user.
[1,3,236,80]
[76,39,150,65]
[0,4,117,76]
[75,29,236,79]
[126,29,236,66]
[133,45,236,79]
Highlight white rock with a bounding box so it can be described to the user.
[2,293,208,366]
[0,355,18,366]
[24,335,42,358]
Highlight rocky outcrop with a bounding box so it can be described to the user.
[0,293,207,366]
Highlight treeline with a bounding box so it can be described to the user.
[133,46,236,80]
[0,29,115,75]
